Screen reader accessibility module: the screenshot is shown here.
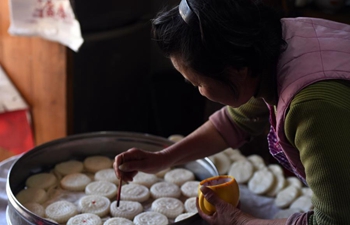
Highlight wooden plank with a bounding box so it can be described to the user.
[0,0,67,148]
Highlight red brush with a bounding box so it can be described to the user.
[116,154,124,207]
[116,176,122,207]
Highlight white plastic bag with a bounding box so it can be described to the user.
[0,65,28,113]
[8,0,84,52]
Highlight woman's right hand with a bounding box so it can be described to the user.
[113,148,169,182]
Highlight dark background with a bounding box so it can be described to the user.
[67,0,217,138]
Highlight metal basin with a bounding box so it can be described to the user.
[6,131,217,224]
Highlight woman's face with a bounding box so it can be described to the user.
[170,56,259,108]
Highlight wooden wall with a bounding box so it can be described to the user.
[0,0,67,150]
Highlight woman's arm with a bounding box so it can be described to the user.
[285,80,350,224]
[114,119,229,180]
[160,120,229,166]
[116,97,269,178]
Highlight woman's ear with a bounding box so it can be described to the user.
[228,67,258,95]
[226,67,250,81]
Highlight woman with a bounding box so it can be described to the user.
[114,0,350,224]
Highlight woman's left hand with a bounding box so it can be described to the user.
[197,186,254,225]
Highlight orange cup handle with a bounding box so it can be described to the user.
[198,192,214,215]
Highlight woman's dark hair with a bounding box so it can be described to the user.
[151,0,286,91]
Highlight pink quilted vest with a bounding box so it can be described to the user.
[267,17,350,185]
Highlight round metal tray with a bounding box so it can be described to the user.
[6,131,217,224]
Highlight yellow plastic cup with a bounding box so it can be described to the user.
[198,175,240,215]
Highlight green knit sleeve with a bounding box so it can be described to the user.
[226,97,270,137]
[285,80,350,224]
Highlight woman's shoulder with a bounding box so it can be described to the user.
[291,80,350,108]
